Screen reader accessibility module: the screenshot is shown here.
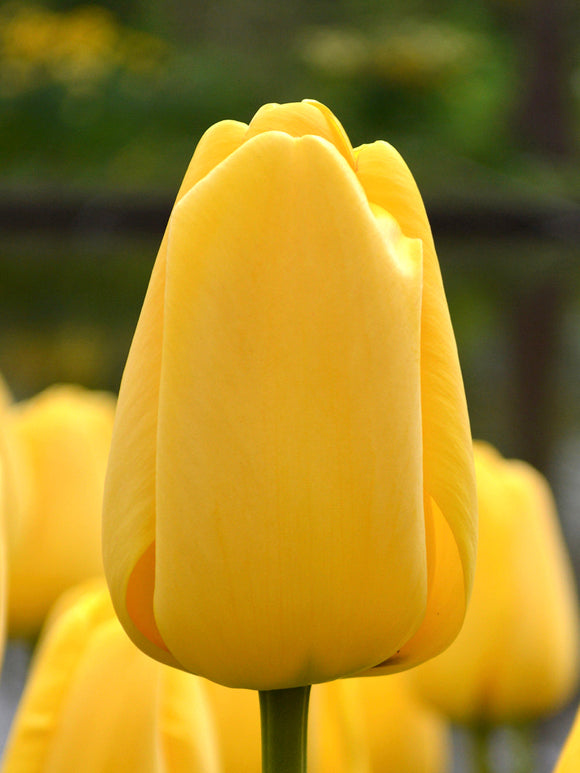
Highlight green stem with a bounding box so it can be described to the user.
[259,685,311,773]
[510,723,534,773]
[472,724,493,773]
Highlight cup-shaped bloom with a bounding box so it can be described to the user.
[0,581,220,773]
[553,704,580,773]
[354,673,450,773]
[103,99,477,689]
[5,385,116,637]
[204,678,370,773]
[411,441,580,724]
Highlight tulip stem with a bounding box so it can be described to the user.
[259,685,311,773]
[472,724,493,773]
[510,724,534,773]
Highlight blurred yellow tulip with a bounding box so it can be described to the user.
[204,678,369,773]
[0,581,220,773]
[355,673,450,773]
[411,441,580,724]
[4,384,116,637]
[553,704,580,773]
[0,384,8,667]
[103,99,477,689]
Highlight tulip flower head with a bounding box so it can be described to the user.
[5,384,115,637]
[411,441,580,724]
[103,99,477,690]
[0,581,220,773]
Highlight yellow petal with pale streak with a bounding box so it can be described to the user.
[1,582,115,772]
[102,121,248,666]
[355,140,477,673]
[154,131,425,689]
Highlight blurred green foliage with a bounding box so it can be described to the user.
[0,0,578,195]
[1,0,579,475]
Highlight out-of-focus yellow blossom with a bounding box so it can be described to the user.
[0,3,166,96]
[411,441,580,724]
[370,23,478,86]
[5,384,116,637]
[300,22,478,86]
[0,377,9,668]
[203,678,369,773]
[354,673,450,773]
[553,704,580,773]
[103,98,477,690]
[0,581,220,773]
[299,28,369,76]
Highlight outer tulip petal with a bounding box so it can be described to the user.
[355,140,477,672]
[103,120,248,667]
[177,120,248,196]
[154,131,426,688]
[102,239,175,666]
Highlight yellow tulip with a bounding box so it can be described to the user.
[103,99,477,689]
[355,673,450,773]
[0,581,220,773]
[411,441,580,724]
[553,704,580,773]
[5,384,116,637]
[0,391,8,666]
[204,677,370,773]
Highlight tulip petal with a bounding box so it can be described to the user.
[246,101,356,169]
[177,119,248,196]
[1,582,113,772]
[155,130,426,688]
[102,236,176,666]
[355,140,477,671]
[103,121,248,667]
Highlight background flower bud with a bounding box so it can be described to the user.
[0,581,220,773]
[4,384,115,637]
[410,441,580,724]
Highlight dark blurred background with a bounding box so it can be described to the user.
[0,2,579,767]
